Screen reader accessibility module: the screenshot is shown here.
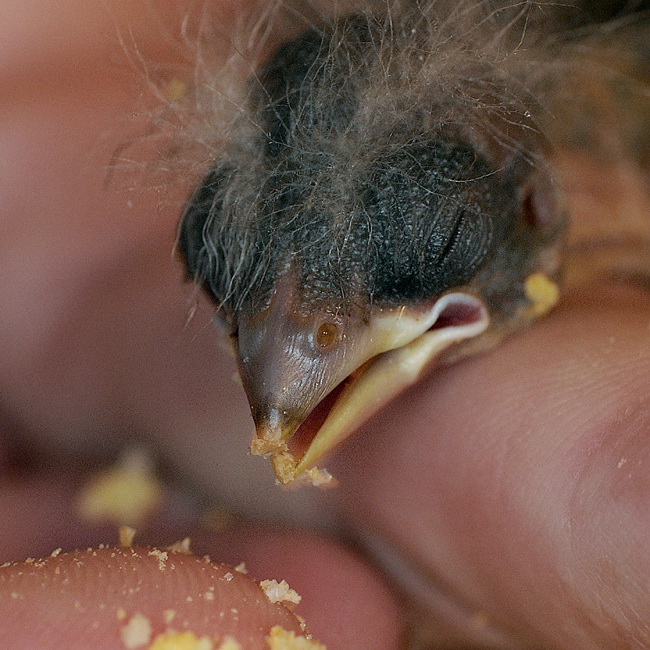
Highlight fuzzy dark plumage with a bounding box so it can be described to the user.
[178,0,649,338]
[179,2,577,327]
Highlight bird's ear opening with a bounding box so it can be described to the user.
[518,164,566,234]
[485,136,566,240]
[461,104,566,231]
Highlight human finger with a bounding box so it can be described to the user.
[334,282,650,648]
[0,544,308,650]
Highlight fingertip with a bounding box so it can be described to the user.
[332,281,650,645]
[0,545,306,650]
[190,527,402,650]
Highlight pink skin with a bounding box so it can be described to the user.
[2,1,649,648]
[334,282,650,647]
[0,547,305,650]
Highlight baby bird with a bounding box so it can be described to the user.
[179,0,649,483]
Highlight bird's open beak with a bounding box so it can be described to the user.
[292,295,490,481]
[236,291,489,485]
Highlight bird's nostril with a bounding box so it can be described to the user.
[315,321,340,349]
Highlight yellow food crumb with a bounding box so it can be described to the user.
[120,526,137,548]
[524,273,560,317]
[259,580,302,607]
[167,538,192,554]
[250,438,288,457]
[148,631,216,650]
[166,78,188,102]
[267,626,326,650]
[300,467,335,488]
[148,549,169,571]
[77,449,163,526]
[121,612,152,649]
[251,442,335,487]
[216,638,242,650]
[270,452,297,485]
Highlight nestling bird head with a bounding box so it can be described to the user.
[179,10,565,483]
